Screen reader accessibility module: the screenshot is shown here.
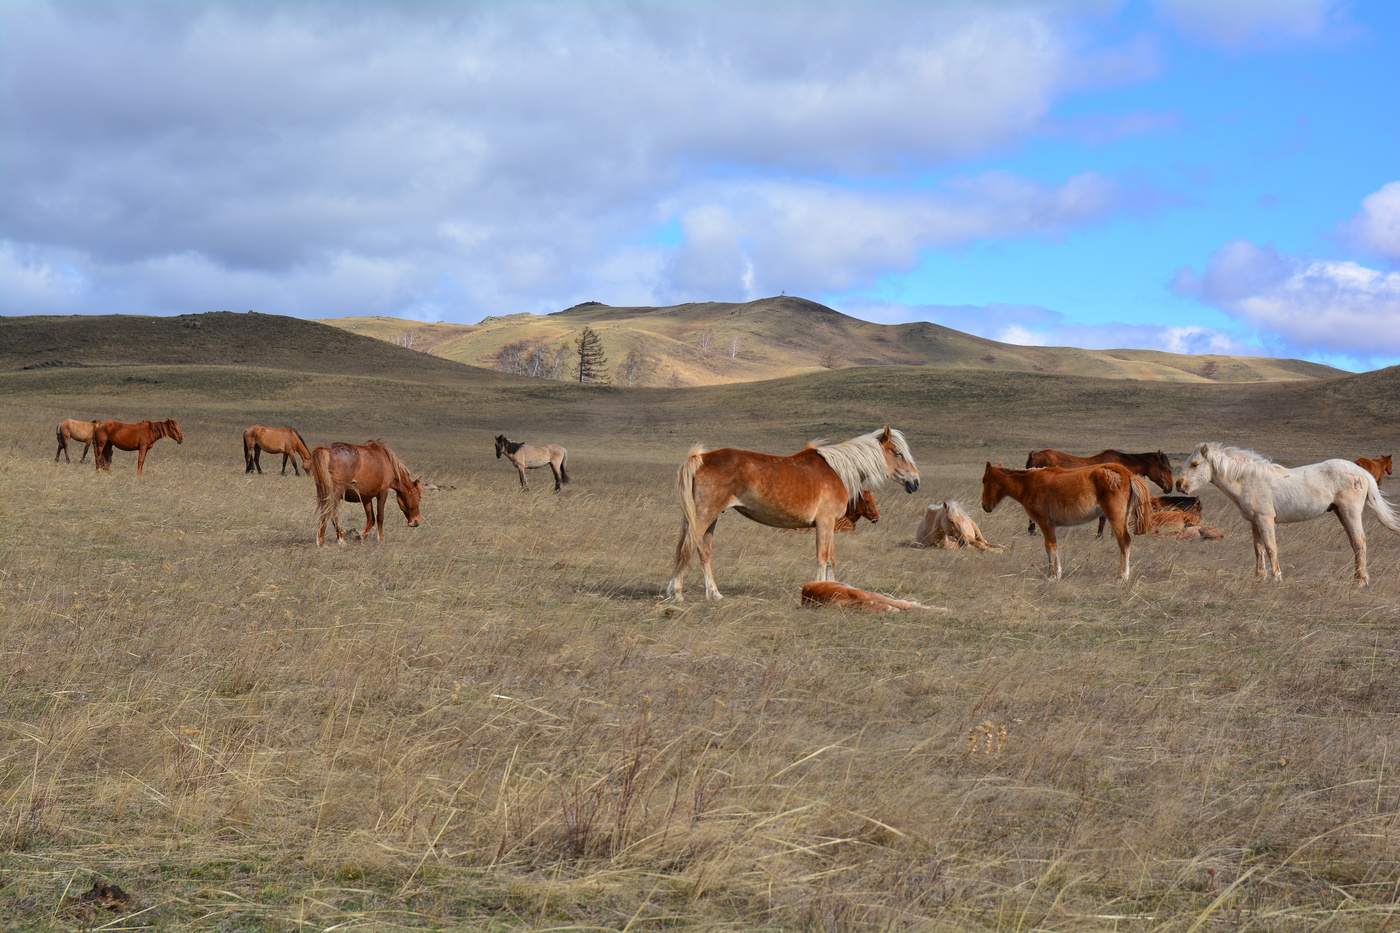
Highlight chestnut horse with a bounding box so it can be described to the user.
[1177,442,1400,584]
[1024,448,1173,536]
[312,441,425,546]
[93,419,183,474]
[982,461,1150,581]
[1357,454,1393,486]
[55,419,100,463]
[800,581,936,613]
[494,435,570,491]
[789,489,879,533]
[244,425,313,476]
[665,426,920,601]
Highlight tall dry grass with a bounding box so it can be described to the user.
[1,407,1399,931]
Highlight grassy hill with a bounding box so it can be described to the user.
[319,296,1343,386]
[2,312,1399,931]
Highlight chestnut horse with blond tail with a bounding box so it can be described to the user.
[244,425,313,476]
[665,426,920,602]
[92,419,183,474]
[311,440,425,546]
[1024,448,1173,536]
[55,419,100,463]
[1176,442,1400,584]
[982,461,1151,581]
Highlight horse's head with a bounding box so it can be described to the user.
[1149,450,1174,493]
[394,475,425,528]
[980,462,1005,513]
[494,435,507,459]
[165,419,184,444]
[851,489,879,524]
[878,426,920,493]
[1175,443,1213,494]
[1383,455,1394,477]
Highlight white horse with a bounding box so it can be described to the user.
[1176,442,1400,584]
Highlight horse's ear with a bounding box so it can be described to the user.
[880,425,892,440]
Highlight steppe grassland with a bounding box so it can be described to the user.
[2,395,1400,931]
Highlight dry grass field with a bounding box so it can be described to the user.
[2,342,1399,931]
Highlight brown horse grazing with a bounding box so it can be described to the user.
[494,434,570,490]
[1024,448,1173,536]
[93,419,183,474]
[311,440,424,546]
[666,426,920,601]
[982,461,1151,581]
[789,489,880,533]
[244,425,313,476]
[1357,455,1393,485]
[800,581,939,613]
[55,418,100,463]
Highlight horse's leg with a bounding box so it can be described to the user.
[1027,519,1037,536]
[699,517,723,600]
[1333,503,1369,584]
[516,461,529,489]
[135,444,148,475]
[1096,514,1107,538]
[549,462,562,491]
[1106,507,1132,581]
[288,452,301,476]
[1255,518,1283,581]
[814,518,837,582]
[666,519,691,601]
[80,442,90,463]
[1041,522,1062,580]
[56,432,68,463]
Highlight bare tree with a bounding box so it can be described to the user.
[820,346,844,369]
[391,332,417,350]
[729,335,742,358]
[620,348,646,386]
[574,326,611,384]
[495,338,531,375]
[697,329,715,352]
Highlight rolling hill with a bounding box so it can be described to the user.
[318,296,1343,386]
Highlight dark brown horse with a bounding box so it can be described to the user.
[1024,448,1173,535]
[666,426,920,601]
[311,440,424,546]
[1357,455,1393,485]
[982,461,1150,581]
[55,418,100,463]
[244,425,313,475]
[93,419,183,474]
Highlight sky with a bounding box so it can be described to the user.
[2,0,1398,372]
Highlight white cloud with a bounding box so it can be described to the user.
[1174,239,1400,358]
[1342,181,1400,261]
[1159,0,1341,46]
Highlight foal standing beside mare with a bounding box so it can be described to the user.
[311,440,424,546]
[494,435,570,491]
[244,425,313,476]
[1023,448,1173,536]
[92,419,183,474]
[1176,442,1400,584]
[666,426,920,602]
[982,461,1151,581]
[55,419,100,463]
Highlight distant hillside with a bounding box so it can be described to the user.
[318,296,1343,386]
[0,311,514,386]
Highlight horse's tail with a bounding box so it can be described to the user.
[243,429,256,472]
[674,445,706,568]
[558,448,570,485]
[1365,477,1400,534]
[311,446,338,526]
[1128,474,1152,535]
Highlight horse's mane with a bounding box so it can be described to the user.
[1199,442,1284,482]
[362,439,414,484]
[813,428,913,500]
[292,428,308,450]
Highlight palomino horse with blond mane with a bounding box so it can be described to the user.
[92,419,183,474]
[311,440,425,546]
[665,426,920,601]
[982,461,1151,581]
[55,419,100,463]
[1356,454,1393,486]
[1176,442,1400,584]
[244,425,313,476]
[494,435,570,491]
[1024,448,1173,536]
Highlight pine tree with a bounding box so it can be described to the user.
[574,326,610,384]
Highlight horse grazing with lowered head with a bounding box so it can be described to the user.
[666,426,920,601]
[55,419,100,463]
[800,581,939,613]
[244,425,313,476]
[1356,454,1393,485]
[494,435,570,490]
[311,440,425,546]
[982,461,1151,581]
[93,419,183,474]
[789,489,880,533]
[1024,448,1173,535]
[1176,442,1400,584]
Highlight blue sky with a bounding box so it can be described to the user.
[3,0,1398,371]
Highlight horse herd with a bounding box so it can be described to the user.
[53,417,1398,602]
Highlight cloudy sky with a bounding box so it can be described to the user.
[3,0,1397,371]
